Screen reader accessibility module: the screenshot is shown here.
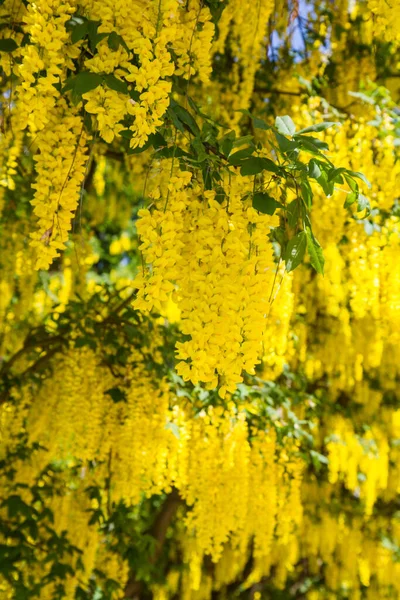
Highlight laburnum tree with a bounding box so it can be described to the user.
[0,0,400,598]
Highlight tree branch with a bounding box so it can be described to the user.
[124,489,182,599]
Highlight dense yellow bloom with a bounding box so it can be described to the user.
[212,0,275,125]
[135,164,286,396]
[82,86,132,143]
[367,0,400,43]
[29,103,88,270]
[1,1,400,598]
[17,0,77,133]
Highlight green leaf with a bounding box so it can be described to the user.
[252,117,270,131]
[228,146,254,166]
[64,72,103,96]
[232,135,254,148]
[87,20,108,52]
[357,193,371,216]
[103,73,128,94]
[74,336,97,350]
[287,199,301,228]
[0,38,18,52]
[317,170,334,196]
[296,134,329,151]
[105,387,127,403]
[21,32,31,47]
[308,159,321,179]
[274,132,299,153]
[4,495,37,519]
[343,173,359,193]
[240,157,280,176]
[261,158,282,174]
[328,167,347,182]
[346,170,371,189]
[48,562,75,580]
[296,139,324,158]
[156,145,188,159]
[275,115,296,137]
[310,160,334,196]
[129,88,140,102]
[300,180,313,208]
[215,186,226,203]
[115,33,130,54]
[297,122,339,134]
[23,518,39,540]
[285,231,307,272]
[219,130,235,157]
[71,22,88,44]
[310,449,329,470]
[344,190,358,208]
[167,106,184,132]
[107,31,120,51]
[201,121,218,145]
[306,229,325,274]
[120,129,133,140]
[83,111,93,132]
[202,165,213,190]
[240,157,264,176]
[191,136,207,162]
[252,192,279,215]
[170,101,200,136]
[151,132,167,150]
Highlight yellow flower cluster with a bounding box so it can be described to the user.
[212,0,275,124]
[75,0,215,148]
[17,0,77,133]
[78,0,173,147]
[82,86,133,144]
[289,100,400,392]
[367,0,400,43]
[2,0,217,270]
[0,223,39,360]
[325,415,389,515]
[0,0,26,76]
[300,481,400,599]
[175,189,277,397]
[132,98,400,398]
[134,165,192,313]
[0,343,305,598]
[135,165,284,396]
[2,2,400,598]
[0,128,24,192]
[178,411,302,563]
[173,0,215,85]
[29,103,88,270]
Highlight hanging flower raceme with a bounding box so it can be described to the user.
[134,166,287,397]
[1,0,218,271]
[367,0,400,43]
[17,0,78,134]
[29,103,89,270]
